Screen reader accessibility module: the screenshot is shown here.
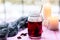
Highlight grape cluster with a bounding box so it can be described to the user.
[0,17,28,38]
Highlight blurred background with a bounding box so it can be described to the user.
[0,0,59,23]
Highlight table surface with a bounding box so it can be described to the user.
[7,22,60,40]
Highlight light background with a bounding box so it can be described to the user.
[0,0,59,23]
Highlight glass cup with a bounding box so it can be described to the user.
[28,12,43,38]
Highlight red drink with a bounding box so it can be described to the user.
[28,16,42,38]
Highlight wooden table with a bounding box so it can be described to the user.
[7,22,60,40]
